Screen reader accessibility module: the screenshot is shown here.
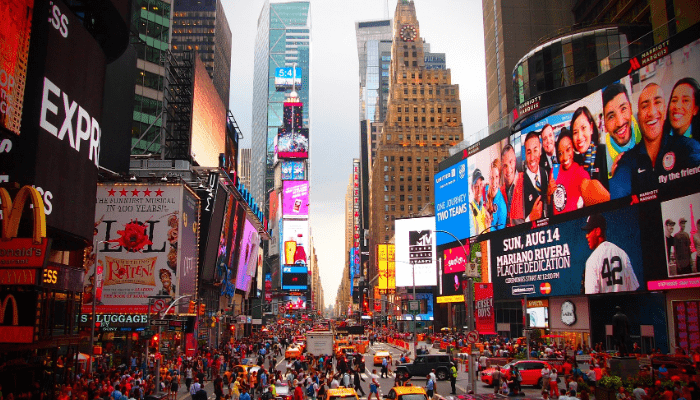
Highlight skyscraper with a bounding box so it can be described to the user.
[251,0,311,207]
[369,0,463,277]
[481,0,575,125]
[171,0,232,109]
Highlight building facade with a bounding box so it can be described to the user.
[369,0,463,286]
[171,0,232,109]
[251,0,311,207]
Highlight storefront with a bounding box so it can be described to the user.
[548,297,591,350]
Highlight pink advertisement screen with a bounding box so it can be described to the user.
[283,181,309,218]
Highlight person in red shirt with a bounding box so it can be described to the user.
[294,382,305,400]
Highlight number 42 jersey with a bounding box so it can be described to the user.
[584,241,640,294]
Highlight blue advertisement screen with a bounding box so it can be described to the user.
[434,158,470,245]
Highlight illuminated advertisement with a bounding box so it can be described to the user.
[274,67,302,90]
[435,158,470,245]
[282,295,306,310]
[191,57,226,167]
[281,160,305,180]
[491,206,644,298]
[377,244,396,293]
[659,192,699,278]
[178,188,200,313]
[282,265,308,290]
[672,300,700,356]
[399,293,434,321]
[0,0,34,135]
[215,193,234,284]
[282,219,309,266]
[350,247,360,278]
[87,184,186,314]
[235,218,259,293]
[269,190,280,256]
[395,217,437,287]
[277,127,309,159]
[353,160,361,248]
[474,283,496,334]
[439,240,489,302]
[282,180,309,218]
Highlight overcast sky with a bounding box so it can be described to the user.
[224,0,488,308]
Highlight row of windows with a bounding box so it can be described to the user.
[396,116,459,124]
[133,94,162,117]
[383,174,431,182]
[135,69,164,91]
[136,0,171,17]
[384,204,418,212]
[397,106,458,113]
[133,42,167,65]
[400,71,448,82]
[401,87,455,96]
[383,156,443,163]
[385,195,424,202]
[138,19,169,42]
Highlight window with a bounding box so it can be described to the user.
[422,116,426,122]
[417,166,422,172]
[400,195,405,201]
[399,166,404,172]
[417,176,421,181]
[438,108,442,113]
[408,185,413,191]
[430,117,434,122]
[413,61,417,66]
[404,52,408,57]
[425,176,429,181]
[408,176,412,181]
[398,134,403,139]
[385,205,389,211]
[418,196,422,201]
[391,185,395,191]
[384,175,389,181]
[404,89,408,95]
[390,156,395,161]
[412,89,417,94]
[399,176,404,181]
[399,157,404,161]
[391,196,396,201]
[414,116,418,122]
[412,52,417,57]
[400,185,404,191]
[400,205,405,211]
[391,205,396,211]
[397,107,402,113]
[384,195,389,201]
[408,205,413,211]
[384,185,388,191]
[384,156,388,162]
[417,185,421,191]
[405,107,409,112]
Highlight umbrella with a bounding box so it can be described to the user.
[441,327,451,332]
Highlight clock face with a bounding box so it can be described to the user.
[400,24,417,42]
[561,300,577,326]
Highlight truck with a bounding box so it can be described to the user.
[306,330,334,356]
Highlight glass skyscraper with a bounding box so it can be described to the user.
[251,0,310,206]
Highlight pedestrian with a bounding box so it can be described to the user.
[381,357,388,378]
[491,366,501,395]
[549,369,559,399]
[190,378,201,400]
[449,363,458,394]
[368,370,380,400]
[541,364,551,393]
[425,374,435,400]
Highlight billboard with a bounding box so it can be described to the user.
[191,57,226,167]
[178,188,200,313]
[395,217,437,287]
[282,295,306,310]
[282,180,309,218]
[282,265,308,290]
[274,67,302,90]
[281,160,305,180]
[399,292,434,321]
[491,206,644,298]
[235,218,260,293]
[268,190,280,256]
[87,184,188,313]
[350,247,360,278]
[659,192,699,279]
[439,240,490,302]
[435,158,470,245]
[282,219,309,266]
[277,127,309,159]
[474,283,496,334]
[377,243,396,293]
[0,0,34,135]
[215,192,234,294]
[352,160,361,248]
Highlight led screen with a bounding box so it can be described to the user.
[282,265,308,290]
[282,295,306,310]
[274,67,303,90]
[394,217,437,287]
[527,307,548,328]
[399,293,434,321]
[281,219,309,266]
[191,57,226,167]
[0,0,33,135]
[281,160,305,180]
[282,180,309,218]
[236,218,259,292]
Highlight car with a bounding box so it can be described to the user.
[325,387,359,400]
[383,385,428,400]
[273,382,291,400]
[335,339,351,350]
[344,352,366,372]
[336,345,356,358]
[480,360,557,388]
[286,345,302,359]
[394,354,456,381]
[232,364,260,380]
[374,351,393,366]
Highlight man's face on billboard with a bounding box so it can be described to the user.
[604,92,633,146]
[541,126,555,156]
[525,136,541,174]
[502,149,516,186]
[638,84,666,143]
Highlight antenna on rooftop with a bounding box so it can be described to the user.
[384,0,389,19]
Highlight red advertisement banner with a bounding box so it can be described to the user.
[474,283,495,334]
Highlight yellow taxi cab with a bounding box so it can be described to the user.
[334,339,350,351]
[231,364,260,379]
[336,345,356,358]
[373,351,392,366]
[285,345,302,359]
[325,387,359,400]
[383,385,428,400]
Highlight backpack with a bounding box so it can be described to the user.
[306,384,315,397]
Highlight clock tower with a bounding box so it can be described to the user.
[369,0,464,282]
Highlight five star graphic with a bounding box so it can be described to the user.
[107,187,162,197]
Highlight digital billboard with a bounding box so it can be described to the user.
[282,180,309,218]
[377,243,396,293]
[178,188,200,313]
[87,184,185,314]
[281,160,305,180]
[274,67,302,90]
[0,0,34,135]
[282,219,309,266]
[268,190,280,256]
[474,283,496,334]
[399,292,434,321]
[352,160,361,248]
[435,158,470,245]
[235,218,259,292]
[439,240,489,302]
[192,57,226,168]
[659,192,699,278]
[491,206,644,298]
[282,295,306,310]
[395,217,437,287]
[277,127,309,159]
[282,265,308,290]
[215,192,234,293]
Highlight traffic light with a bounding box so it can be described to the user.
[199,303,206,316]
[210,316,216,327]
[151,334,159,347]
[188,301,196,314]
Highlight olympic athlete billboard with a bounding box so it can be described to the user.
[491,206,644,298]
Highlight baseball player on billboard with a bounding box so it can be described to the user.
[581,213,640,294]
